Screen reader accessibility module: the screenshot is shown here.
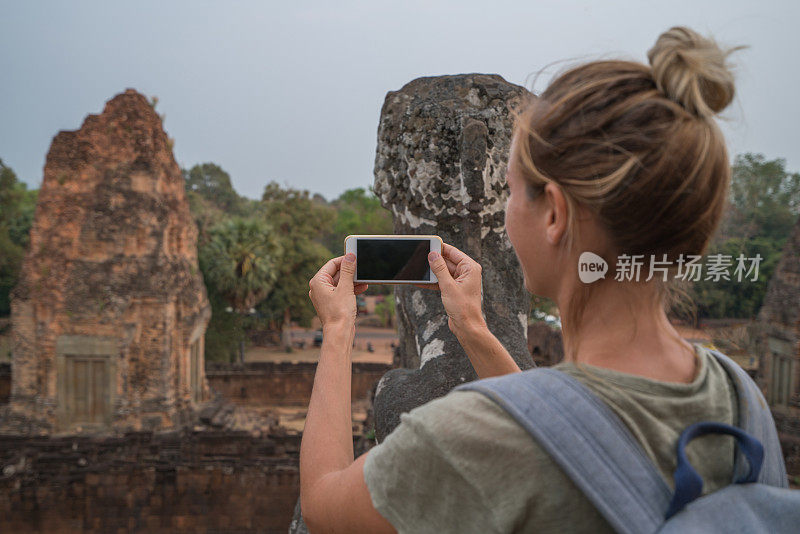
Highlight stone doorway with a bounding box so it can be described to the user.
[63,355,111,426]
[55,335,118,431]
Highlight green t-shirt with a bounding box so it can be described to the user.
[363,342,739,533]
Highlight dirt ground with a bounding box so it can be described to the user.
[245,323,398,364]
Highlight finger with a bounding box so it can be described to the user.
[441,242,470,265]
[314,256,344,287]
[336,253,356,293]
[354,284,369,295]
[428,251,454,289]
[443,257,457,276]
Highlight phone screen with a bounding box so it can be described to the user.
[356,239,432,281]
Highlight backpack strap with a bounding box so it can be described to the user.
[454,368,671,534]
[705,348,789,488]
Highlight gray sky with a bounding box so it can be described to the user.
[2,0,798,201]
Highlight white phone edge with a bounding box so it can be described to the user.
[343,235,442,284]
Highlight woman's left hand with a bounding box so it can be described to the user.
[309,253,369,328]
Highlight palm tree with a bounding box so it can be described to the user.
[200,217,281,362]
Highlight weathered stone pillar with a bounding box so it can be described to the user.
[370,73,534,441]
[3,89,211,434]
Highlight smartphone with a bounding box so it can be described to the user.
[343,235,443,284]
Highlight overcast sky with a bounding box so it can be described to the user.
[1,0,798,201]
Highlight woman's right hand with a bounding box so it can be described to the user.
[415,242,487,336]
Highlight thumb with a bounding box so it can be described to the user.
[337,253,356,292]
[428,251,452,287]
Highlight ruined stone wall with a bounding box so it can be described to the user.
[371,74,534,440]
[1,361,389,410]
[0,430,300,533]
[527,322,564,367]
[206,361,391,406]
[7,89,211,434]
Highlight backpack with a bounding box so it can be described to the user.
[453,348,800,533]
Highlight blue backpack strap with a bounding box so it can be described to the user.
[705,348,789,488]
[666,420,765,518]
[454,368,672,534]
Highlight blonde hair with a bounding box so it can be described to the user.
[510,26,745,361]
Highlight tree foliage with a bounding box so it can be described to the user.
[0,160,37,316]
[374,294,396,328]
[199,216,281,314]
[255,182,335,342]
[183,163,248,215]
[321,186,393,254]
[690,153,800,319]
[723,153,800,241]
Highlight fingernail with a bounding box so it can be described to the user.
[428,251,440,262]
[344,253,356,263]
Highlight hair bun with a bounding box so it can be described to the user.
[647,26,741,119]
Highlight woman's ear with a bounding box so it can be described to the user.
[543,182,568,246]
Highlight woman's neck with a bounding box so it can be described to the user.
[557,282,699,384]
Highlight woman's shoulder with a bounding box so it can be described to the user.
[385,385,559,476]
[551,342,736,400]
[406,343,736,428]
[370,385,608,533]
[398,386,530,440]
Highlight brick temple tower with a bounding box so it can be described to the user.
[6,89,211,434]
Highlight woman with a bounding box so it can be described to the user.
[301,26,747,533]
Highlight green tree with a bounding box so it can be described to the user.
[199,217,281,361]
[200,217,281,313]
[183,162,267,247]
[256,182,336,349]
[692,237,783,319]
[183,163,247,215]
[322,186,393,254]
[374,294,396,328]
[690,153,800,319]
[0,160,38,316]
[202,277,247,363]
[186,189,227,249]
[724,153,800,241]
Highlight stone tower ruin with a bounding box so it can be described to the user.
[751,214,800,410]
[5,89,211,434]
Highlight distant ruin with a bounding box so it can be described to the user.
[750,213,800,477]
[527,322,564,367]
[4,89,211,434]
[752,214,800,407]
